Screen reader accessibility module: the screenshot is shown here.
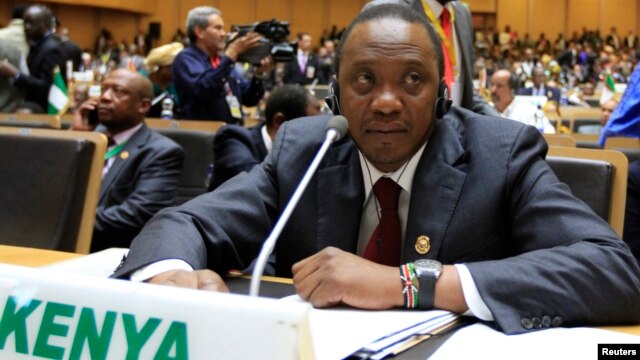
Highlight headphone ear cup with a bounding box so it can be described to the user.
[325,78,341,115]
[435,83,452,119]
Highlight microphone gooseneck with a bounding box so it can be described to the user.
[249,116,349,297]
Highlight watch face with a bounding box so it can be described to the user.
[414,259,443,274]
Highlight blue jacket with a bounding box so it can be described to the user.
[172,45,265,123]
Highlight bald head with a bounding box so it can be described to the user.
[98,69,153,133]
[24,5,54,42]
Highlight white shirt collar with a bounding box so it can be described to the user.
[426,0,445,18]
[260,124,272,153]
[110,123,143,146]
[358,141,428,204]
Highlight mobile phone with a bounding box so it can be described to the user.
[88,108,99,126]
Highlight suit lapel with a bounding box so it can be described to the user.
[316,138,364,253]
[404,117,467,262]
[99,125,150,202]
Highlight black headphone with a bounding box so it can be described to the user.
[325,79,452,119]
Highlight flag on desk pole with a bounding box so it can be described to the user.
[599,71,616,105]
[47,66,69,115]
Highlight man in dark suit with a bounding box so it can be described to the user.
[518,66,561,103]
[209,84,314,190]
[115,5,640,335]
[363,0,498,116]
[283,32,320,86]
[72,69,185,252]
[0,5,66,111]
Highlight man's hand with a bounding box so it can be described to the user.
[225,32,264,62]
[255,56,275,77]
[292,247,403,309]
[0,59,18,78]
[71,99,99,131]
[148,269,229,292]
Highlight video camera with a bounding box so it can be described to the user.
[227,19,296,65]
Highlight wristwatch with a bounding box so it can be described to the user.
[413,259,443,310]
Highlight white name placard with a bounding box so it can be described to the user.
[0,264,312,359]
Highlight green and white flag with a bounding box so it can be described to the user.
[47,66,68,115]
[599,71,616,105]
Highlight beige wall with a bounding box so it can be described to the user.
[494,0,638,39]
[0,0,638,52]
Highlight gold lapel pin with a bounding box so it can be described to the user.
[120,151,129,160]
[415,235,431,255]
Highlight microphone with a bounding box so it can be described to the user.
[250,116,349,297]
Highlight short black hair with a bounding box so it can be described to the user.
[12,5,27,19]
[335,3,444,79]
[265,85,310,126]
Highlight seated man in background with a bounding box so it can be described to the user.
[115,4,640,335]
[72,69,185,252]
[209,84,318,190]
[491,68,556,133]
[518,67,561,103]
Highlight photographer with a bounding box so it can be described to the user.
[173,6,274,123]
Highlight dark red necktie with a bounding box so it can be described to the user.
[440,7,454,91]
[363,177,401,266]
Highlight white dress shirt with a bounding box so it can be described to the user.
[102,123,143,178]
[500,100,556,134]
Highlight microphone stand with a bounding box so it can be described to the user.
[249,120,345,297]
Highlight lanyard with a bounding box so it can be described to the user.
[105,142,126,161]
[421,0,458,73]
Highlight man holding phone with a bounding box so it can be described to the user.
[72,69,184,252]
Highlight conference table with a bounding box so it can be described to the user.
[1,244,639,358]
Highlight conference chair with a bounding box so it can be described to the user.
[570,133,602,149]
[547,147,628,237]
[0,113,61,129]
[573,119,601,134]
[543,134,577,147]
[146,118,226,133]
[156,128,216,205]
[0,127,106,254]
[604,137,640,150]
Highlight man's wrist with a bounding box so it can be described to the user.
[400,263,418,309]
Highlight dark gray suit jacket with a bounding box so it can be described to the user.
[91,124,185,252]
[14,34,66,111]
[116,109,640,334]
[210,124,267,190]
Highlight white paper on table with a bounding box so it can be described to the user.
[431,323,640,360]
[282,295,456,360]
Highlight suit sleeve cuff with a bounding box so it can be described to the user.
[454,263,494,321]
[130,259,194,282]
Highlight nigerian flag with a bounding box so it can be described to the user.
[47,66,68,115]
